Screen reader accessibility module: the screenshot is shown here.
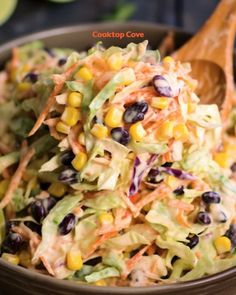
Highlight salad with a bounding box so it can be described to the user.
[0,40,236,287]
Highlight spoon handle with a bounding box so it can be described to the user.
[174,0,236,68]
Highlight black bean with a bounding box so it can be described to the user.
[39,182,50,190]
[24,221,42,235]
[173,185,184,196]
[58,213,76,235]
[202,191,221,204]
[58,58,67,66]
[5,221,20,233]
[123,101,148,124]
[31,197,56,223]
[60,150,75,166]
[230,162,236,173]
[58,169,77,184]
[186,234,199,249]
[23,72,38,83]
[147,168,163,184]
[225,224,236,247]
[1,233,23,254]
[111,127,130,146]
[31,200,47,223]
[152,75,173,97]
[197,211,211,225]
[161,162,173,167]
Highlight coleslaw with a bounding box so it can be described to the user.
[0,40,236,286]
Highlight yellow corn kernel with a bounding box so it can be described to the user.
[163,56,174,63]
[214,236,231,255]
[71,152,88,171]
[214,152,229,168]
[67,249,83,271]
[1,253,20,265]
[187,103,197,113]
[78,132,85,146]
[127,152,135,160]
[173,123,189,141]
[165,175,179,189]
[76,67,93,81]
[95,280,107,286]
[156,121,174,141]
[56,121,70,134]
[17,82,31,92]
[98,212,114,225]
[107,53,123,71]
[48,182,67,197]
[151,97,170,110]
[91,124,108,139]
[0,179,10,196]
[61,107,81,127]
[67,92,83,108]
[104,106,123,128]
[19,251,31,267]
[130,122,146,141]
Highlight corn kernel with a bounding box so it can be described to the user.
[56,121,70,134]
[187,103,197,113]
[71,152,88,171]
[214,152,229,168]
[130,122,146,141]
[214,236,231,254]
[104,106,123,128]
[76,67,93,81]
[67,249,83,271]
[2,253,20,265]
[165,175,179,189]
[173,123,189,141]
[17,82,31,92]
[91,124,108,139]
[67,92,83,108]
[151,97,170,110]
[95,280,107,286]
[163,56,174,63]
[19,251,31,267]
[78,132,85,146]
[61,107,81,127]
[156,121,174,141]
[48,182,67,197]
[98,212,114,225]
[107,53,123,71]
[0,179,10,197]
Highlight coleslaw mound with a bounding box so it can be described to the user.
[0,40,236,287]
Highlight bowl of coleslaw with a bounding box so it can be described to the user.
[0,22,236,295]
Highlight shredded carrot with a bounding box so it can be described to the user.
[28,61,80,137]
[119,191,138,215]
[175,209,191,227]
[135,184,171,214]
[129,193,140,204]
[11,47,20,70]
[195,251,202,259]
[122,245,150,279]
[0,145,35,209]
[85,231,117,258]
[68,125,85,154]
[168,199,194,212]
[40,255,55,276]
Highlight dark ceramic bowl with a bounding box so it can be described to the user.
[0,22,235,295]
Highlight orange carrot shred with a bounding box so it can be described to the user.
[28,61,80,137]
[0,144,35,209]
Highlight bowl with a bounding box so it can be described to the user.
[0,22,235,295]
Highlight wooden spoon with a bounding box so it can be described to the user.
[173,0,236,120]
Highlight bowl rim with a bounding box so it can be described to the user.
[0,22,235,293]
